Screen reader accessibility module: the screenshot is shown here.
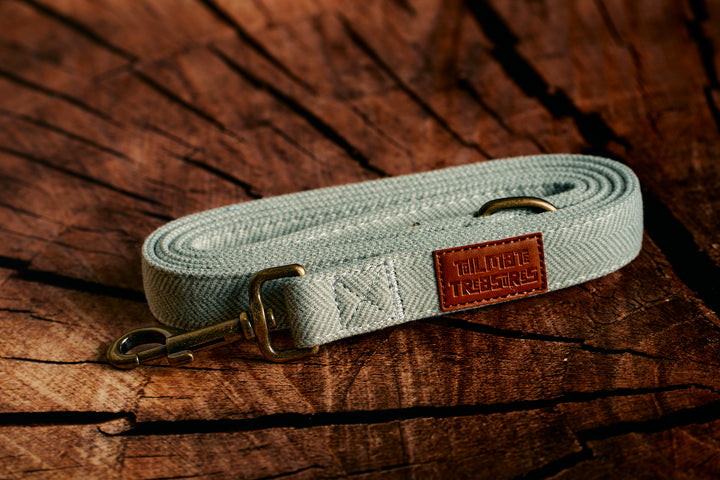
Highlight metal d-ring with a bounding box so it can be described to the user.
[243,264,320,362]
[475,196,557,217]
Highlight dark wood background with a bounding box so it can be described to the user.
[2,0,720,478]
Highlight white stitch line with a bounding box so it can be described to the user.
[304,260,390,283]
[330,264,386,330]
[543,211,617,235]
[335,262,400,326]
[333,281,363,327]
[308,260,403,343]
[294,193,494,243]
[386,258,405,321]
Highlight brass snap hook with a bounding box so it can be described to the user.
[106,325,183,369]
[107,264,319,369]
[475,196,557,217]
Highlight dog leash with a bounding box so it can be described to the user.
[108,154,643,367]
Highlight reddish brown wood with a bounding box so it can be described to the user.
[1,0,720,478]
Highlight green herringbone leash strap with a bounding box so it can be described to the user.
[108,154,642,367]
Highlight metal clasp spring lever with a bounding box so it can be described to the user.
[107,264,319,368]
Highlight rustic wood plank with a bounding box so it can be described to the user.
[2,387,719,479]
[0,411,578,479]
[1,0,720,478]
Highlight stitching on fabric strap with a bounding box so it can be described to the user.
[141,154,643,347]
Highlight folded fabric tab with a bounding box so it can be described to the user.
[142,154,643,348]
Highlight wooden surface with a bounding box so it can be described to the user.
[2,0,720,478]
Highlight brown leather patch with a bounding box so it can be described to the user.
[433,233,547,312]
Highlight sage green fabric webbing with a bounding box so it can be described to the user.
[142,154,643,348]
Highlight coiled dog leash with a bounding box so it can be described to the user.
[108,154,643,368]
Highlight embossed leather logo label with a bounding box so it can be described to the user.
[433,233,547,312]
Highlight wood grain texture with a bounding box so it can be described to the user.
[1,0,720,478]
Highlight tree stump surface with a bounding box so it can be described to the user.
[1,0,720,478]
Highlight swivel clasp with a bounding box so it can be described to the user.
[107,264,319,368]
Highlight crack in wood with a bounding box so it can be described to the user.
[686,0,718,88]
[152,473,224,480]
[427,316,668,360]
[16,269,145,301]
[19,0,137,62]
[339,15,491,158]
[211,45,389,178]
[3,383,717,469]
[197,0,314,93]
[593,0,623,45]
[16,465,86,475]
[254,465,325,480]
[0,145,162,206]
[28,313,69,325]
[534,399,720,477]
[0,67,116,124]
[686,0,720,133]
[0,410,133,426]
[132,71,243,142]
[172,152,262,199]
[0,255,30,271]
[0,224,129,259]
[578,399,720,442]
[0,224,56,244]
[579,344,668,361]
[263,122,318,161]
[702,87,720,134]
[456,77,548,153]
[348,104,413,156]
[0,356,106,365]
[338,461,434,479]
[465,0,631,156]
[141,123,196,150]
[133,209,174,223]
[249,0,275,28]
[519,395,720,478]
[95,384,714,437]
[0,255,145,302]
[515,447,593,480]
[590,0,648,100]
[147,177,185,194]
[0,108,131,161]
[134,362,264,372]
[390,0,417,17]
[429,315,584,343]
[0,306,32,313]
[643,189,720,315]
[336,333,392,408]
